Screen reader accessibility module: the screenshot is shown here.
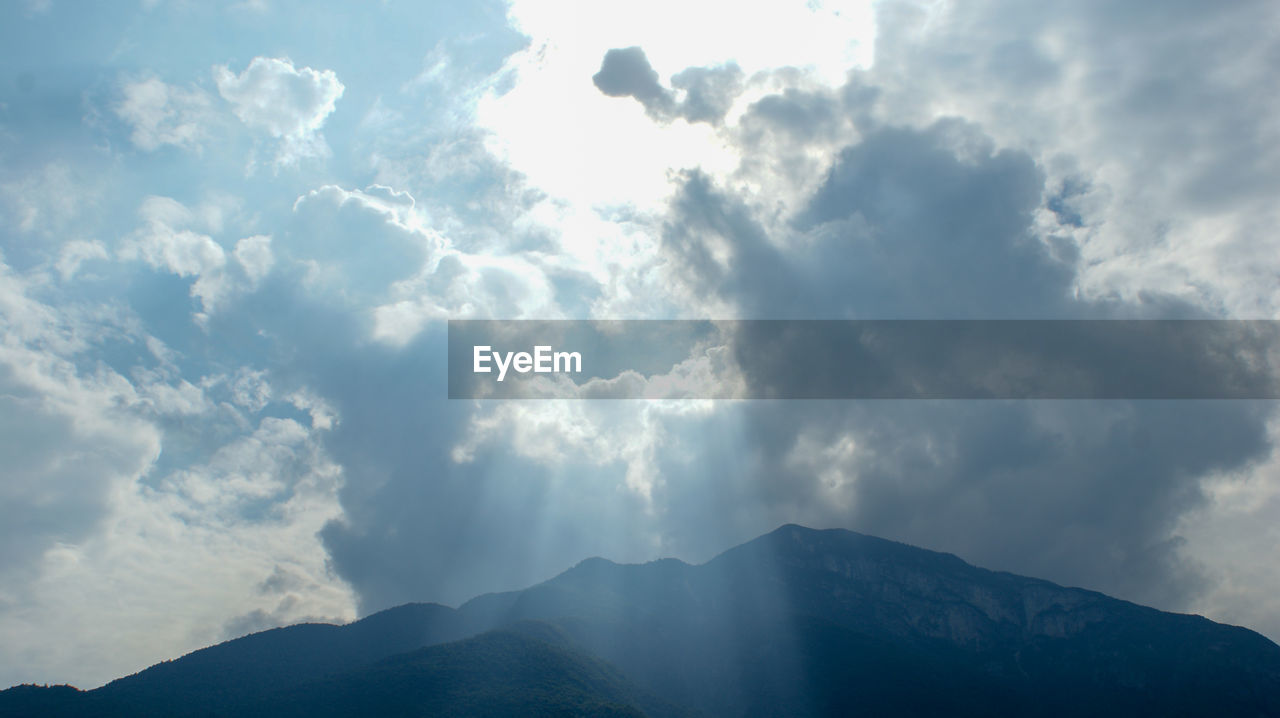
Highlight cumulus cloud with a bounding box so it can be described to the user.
[660,121,1080,319]
[122,196,226,278]
[118,196,273,320]
[578,7,1280,624]
[627,59,1272,612]
[283,182,560,345]
[286,184,439,302]
[214,57,344,167]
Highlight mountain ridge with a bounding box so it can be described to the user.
[4,524,1278,717]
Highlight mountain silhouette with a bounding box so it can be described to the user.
[3,525,1278,716]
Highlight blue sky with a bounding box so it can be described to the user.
[2,0,1279,689]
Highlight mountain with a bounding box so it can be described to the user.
[0,624,675,718]
[457,525,1280,716]
[255,621,688,718]
[4,524,1279,717]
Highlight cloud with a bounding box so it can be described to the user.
[1176,415,1280,641]
[865,0,1280,316]
[285,184,438,305]
[233,234,274,284]
[592,46,743,125]
[581,29,1279,618]
[115,77,213,152]
[284,182,562,345]
[118,196,228,319]
[122,196,226,278]
[0,257,154,596]
[323,9,1280,638]
[669,63,746,125]
[214,57,344,167]
[55,240,110,280]
[299,4,1280,650]
[0,383,155,586]
[0,248,357,688]
[316,336,690,611]
[636,72,1269,612]
[1,163,103,246]
[729,400,1270,609]
[117,196,273,321]
[0,412,354,689]
[592,47,675,116]
[507,0,875,83]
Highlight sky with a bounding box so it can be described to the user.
[1,0,1279,690]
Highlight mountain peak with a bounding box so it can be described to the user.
[723,522,974,576]
[570,555,618,571]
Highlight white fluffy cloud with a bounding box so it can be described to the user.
[285,183,559,344]
[214,57,345,167]
[122,196,226,278]
[117,196,273,321]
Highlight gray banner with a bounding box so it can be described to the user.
[447,320,1280,399]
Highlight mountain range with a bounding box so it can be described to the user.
[3,524,1279,716]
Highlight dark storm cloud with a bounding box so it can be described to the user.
[726,399,1272,609]
[646,75,1277,611]
[315,328,541,610]
[665,119,1072,318]
[593,47,743,125]
[662,169,796,313]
